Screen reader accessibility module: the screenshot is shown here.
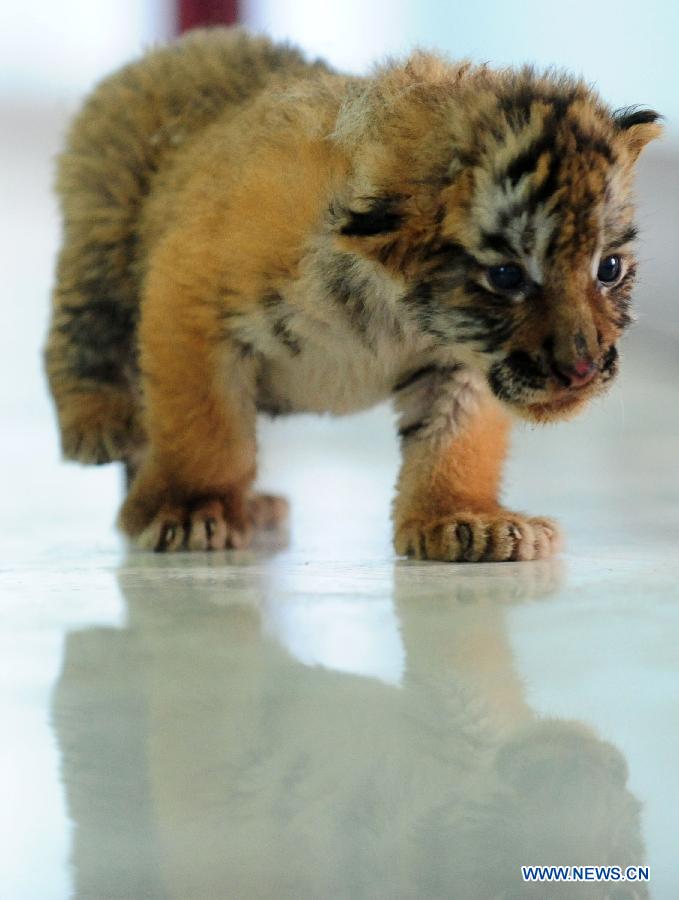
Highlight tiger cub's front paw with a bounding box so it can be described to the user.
[395,511,561,562]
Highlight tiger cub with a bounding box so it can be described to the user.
[45,27,661,560]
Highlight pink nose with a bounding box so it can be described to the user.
[554,357,598,388]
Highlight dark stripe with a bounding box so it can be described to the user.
[571,124,615,161]
[406,281,434,311]
[339,195,405,237]
[420,240,476,268]
[398,421,425,440]
[392,364,461,393]
[463,279,516,305]
[479,231,517,258]
[234,339,255,359]
[454,306,520,351]
[455,522,474,559]
[393,365,439,392]
[57,299,135,347]
[498,85,578,129]
[610,225,638,248]
[260,290,284,309]
[504,133,555,185]
[323,254,373,337]
[481,525,495,562]
[404,266,470,340]
[261,291,303,352]
[272,318,302,356]
[545,233,561,260]
[259,291,302,356]
[70,359,126,383]
[488,363,514,402]
[601,344,618,374]
[527,156,562,210]
[55,299,136,385]
[375,240,400,265]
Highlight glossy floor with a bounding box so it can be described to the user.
[2,330,679,899]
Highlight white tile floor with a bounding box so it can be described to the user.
[1,105,679,899]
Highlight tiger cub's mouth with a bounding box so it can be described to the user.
[488,342,620,423]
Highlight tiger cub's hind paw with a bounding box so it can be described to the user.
[136,499,249,553]
[59,390,143,465]
[395,511,561,563]
[136,493,289,553]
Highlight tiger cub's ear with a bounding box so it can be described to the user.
[614,107,663,162]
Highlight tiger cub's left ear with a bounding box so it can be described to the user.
[614,108,663,161]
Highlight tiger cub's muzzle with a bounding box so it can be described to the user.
[488,342,619,421]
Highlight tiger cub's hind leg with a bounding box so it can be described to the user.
[45,244,145,466]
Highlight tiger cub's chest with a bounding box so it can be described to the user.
[248,249,437,416]
[256,327,425,416]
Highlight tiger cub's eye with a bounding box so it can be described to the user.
[597,255,622,284]
[487,263,525,292]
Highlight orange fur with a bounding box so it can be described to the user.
[395,396,510,523]
[45,28,661,557]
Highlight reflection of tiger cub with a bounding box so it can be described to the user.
[45,27,661,558]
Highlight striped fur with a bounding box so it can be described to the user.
[45,28,661,557]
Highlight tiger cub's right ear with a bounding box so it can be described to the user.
[614,107,663,162]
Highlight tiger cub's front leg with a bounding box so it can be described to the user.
[118,255,286,552]
[392,366,561,562]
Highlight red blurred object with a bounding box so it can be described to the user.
[178,0,239,32]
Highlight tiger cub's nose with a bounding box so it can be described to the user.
[553,357,598,388]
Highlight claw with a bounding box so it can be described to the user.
[155,522,176,553]
[396,513,559,563]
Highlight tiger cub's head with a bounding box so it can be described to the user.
[334,60,662,422]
